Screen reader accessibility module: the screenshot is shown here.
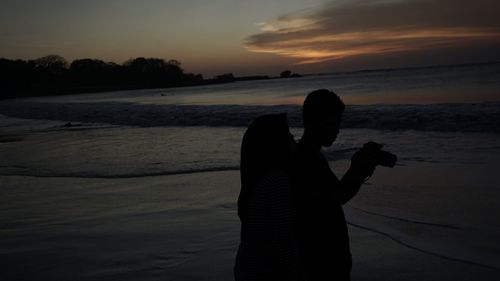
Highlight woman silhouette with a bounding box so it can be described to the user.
[234,114,304,281]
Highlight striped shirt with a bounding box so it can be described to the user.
[234,170,304,281]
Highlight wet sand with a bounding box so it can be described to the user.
[1,162,499,281]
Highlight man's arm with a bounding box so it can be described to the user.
[335,149,376,205]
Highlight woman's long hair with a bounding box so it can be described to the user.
[238,114,291,222]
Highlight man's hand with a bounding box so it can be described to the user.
[350,148,377,179]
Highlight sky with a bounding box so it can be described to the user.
[1,0,500,77]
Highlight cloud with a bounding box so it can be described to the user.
[245,0,500,64]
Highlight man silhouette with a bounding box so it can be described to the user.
[294,89,376,281]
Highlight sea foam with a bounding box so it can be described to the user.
[0,101,499,133]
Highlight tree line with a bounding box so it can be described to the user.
[0,55,204,98]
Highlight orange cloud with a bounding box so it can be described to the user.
[245,0,500,64]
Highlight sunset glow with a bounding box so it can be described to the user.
[1,0,500,75]
[246,27,500,64]
[245,0,500,70]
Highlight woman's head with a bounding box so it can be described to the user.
[238,113,293,221]
[241,114,291,173]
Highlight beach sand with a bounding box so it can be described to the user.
[1,160,499,281]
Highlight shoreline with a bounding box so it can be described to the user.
[2,61,498,100]
[2,101,500,133]
[0,166,241,179]
[2,165,500,280]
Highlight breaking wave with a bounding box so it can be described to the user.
[0,101,499,133]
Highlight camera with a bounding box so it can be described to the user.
[362,141,397,168]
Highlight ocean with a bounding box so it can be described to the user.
[1,63,500,280]
[1,62,499,177]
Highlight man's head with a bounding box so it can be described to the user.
[302,89,345,147]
